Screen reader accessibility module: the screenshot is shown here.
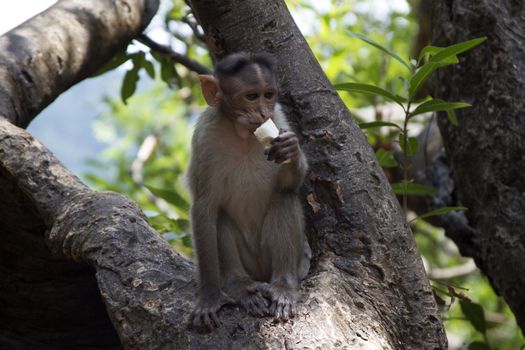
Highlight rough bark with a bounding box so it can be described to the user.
[0,0,447,349]
[187,0,447,348]
[431,0,525,332]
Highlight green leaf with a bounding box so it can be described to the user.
[409,99,471,118]
[145,185,190,211]
[151,51,176,85]
[92,51,130,77]
[468,341,490,350]
[418,46,443,63]
[358,121,403,131]
[143,59,155,79]
[408,62,447,98]
[160,60,176,84]
[430,37,487,64]
[149,215,189,233]
[392,181,436,196]
[121,68,139,104]
[375,148,398,168]
[410,206,467,223]
[335,82,405,108]
[347,31,412,71]
[417,46,459,65]
[399,135,419,156]
[447,109,459,126]
[460,301,487,334]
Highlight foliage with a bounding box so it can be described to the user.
[335,34,483,217]
[85,84,196,254]
[84,0,525,348]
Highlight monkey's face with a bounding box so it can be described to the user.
[224,83,278,132]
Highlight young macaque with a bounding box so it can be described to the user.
[187,52,310,332]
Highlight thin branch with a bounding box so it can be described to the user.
[130,131,180,219]
[137,34,211,75]
[181,14,206,44]
[427,260,477,280]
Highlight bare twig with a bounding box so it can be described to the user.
[427,260,477,280]
[181,14,206,44]
[130,131,180,219]
[137,34,210,75]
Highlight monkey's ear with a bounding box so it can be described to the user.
[199,75,221,107]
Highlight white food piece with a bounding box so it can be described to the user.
[254,118,279,148]
[254,118,291,163]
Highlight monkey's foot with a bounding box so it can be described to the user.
[187,293,233,333]
[260,284,298,321]
[240,282,271,317]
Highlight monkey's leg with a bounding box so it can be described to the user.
[217,213,270,317]
[260,192,304,321]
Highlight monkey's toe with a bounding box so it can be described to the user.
[188,304,222,333]
[241,292,270,317]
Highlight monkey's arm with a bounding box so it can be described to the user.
[191,199,220,303]
[277,148,307,191]
[188,198,228,331]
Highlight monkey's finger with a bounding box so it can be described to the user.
[276,145,298,159]
[275,301,286,320]
[282,303,291,321]
[266,148,279,161]
[290,303,297,318]
[269,300,278,316]
[274,130,294,142]
[202,313,216,331]
[275,135,298,147]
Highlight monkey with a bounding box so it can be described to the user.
[186,52,311,332]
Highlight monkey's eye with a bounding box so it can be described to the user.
[246,93,259,101]
[264,92,275,99]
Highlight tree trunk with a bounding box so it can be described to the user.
[0,0,447,349]
[431,0,525,332]
[188,0,447,349]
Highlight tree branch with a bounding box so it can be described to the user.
[137,34,210,75]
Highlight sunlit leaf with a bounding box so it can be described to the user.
[408,62,447,98]
[347,31,412,71]
[409,99,471,118]
[391,181,436,196]
[417,46,459,65]
[410,206,468,223]
[460,301,487,334]
[335,82,405,108]
[430,37,487,64]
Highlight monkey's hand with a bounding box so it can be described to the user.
[259,283,298,322]
[187,292,233,333]
[265,130,299,164]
